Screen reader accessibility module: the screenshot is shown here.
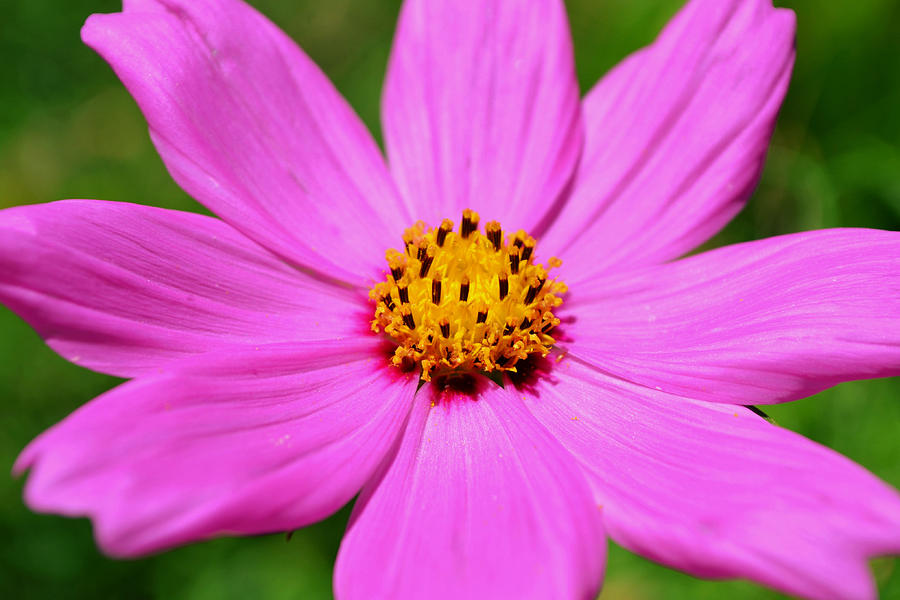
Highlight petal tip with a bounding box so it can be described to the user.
[80,12,124,54]
[12,435,43,478]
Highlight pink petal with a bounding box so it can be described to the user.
[15,337,417,557]
[521,358,900,600]
[382,0,582,230]
[0,200,366,377]
[563,229,900,405]
[541,0,795,278]
[82,0,408,284]
[334,380,605,600]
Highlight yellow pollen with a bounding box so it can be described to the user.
[370,210,567,381]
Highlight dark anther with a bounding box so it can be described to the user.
[390,265,404,281]
[416,244,427,262]
[498,275,509,300]
[460,210,479,239]
[439,319,450,338]
[381,294,396,311]
[521,239,535,263]
[519,317,533,330]
[508,249,520,275]
[513,236,524,249]
[401,308,416,329]
[459,278,470,302]
[436,219,453,247]
[432,279,442,304]
[485,221,502,251]
[541,321,555,333]
[398,286,410,304]
[476,309,488,324]
[524,277,544,305]
[419,246,436,278]
[419,256,434,278]
[503,318,516,335]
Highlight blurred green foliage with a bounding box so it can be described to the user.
[1,0,899,598]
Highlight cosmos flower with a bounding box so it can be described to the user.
[3,0,900,598]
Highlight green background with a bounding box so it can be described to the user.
[2,0,899,598]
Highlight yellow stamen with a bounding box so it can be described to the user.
[370,210,566,381]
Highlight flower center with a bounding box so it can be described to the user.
[370,209,566,381]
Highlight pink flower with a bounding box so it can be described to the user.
[3,0,899,598]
